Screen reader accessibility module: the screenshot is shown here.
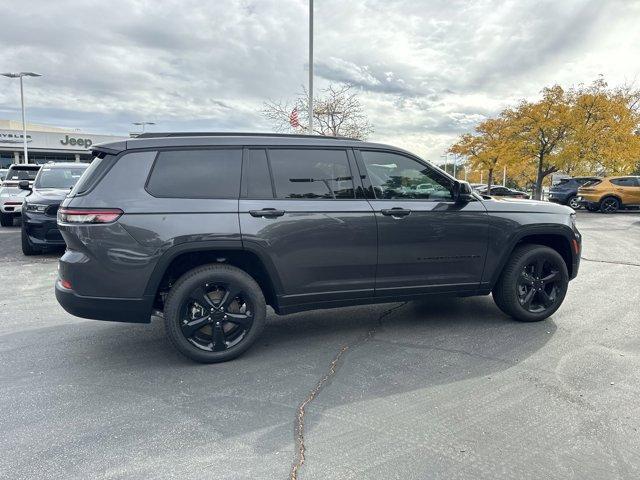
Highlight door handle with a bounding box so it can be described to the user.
[249,208,285,218]
[381,208,411,218]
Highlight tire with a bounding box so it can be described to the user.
[0,213,13,227]
[164,264,266,363]
[493,244,569,322]
[21,224,41,255]
[586,204,599,212]
[599,196,620,213]
[567,196,581,210]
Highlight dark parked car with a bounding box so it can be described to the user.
[549,177,600,209]
[475,185,530,199]
[20,162,88,255]
[55,133,581,363]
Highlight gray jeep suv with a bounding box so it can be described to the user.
[55,133,581,363]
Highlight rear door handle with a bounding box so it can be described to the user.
[381,208,411,218]
[249,208,285,218]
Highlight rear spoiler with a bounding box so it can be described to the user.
[90,140,127,156]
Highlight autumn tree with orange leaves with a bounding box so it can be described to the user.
[450,79,640,199]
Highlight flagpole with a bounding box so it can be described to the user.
[308,0,314,135]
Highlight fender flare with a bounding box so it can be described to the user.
[143,240,285,298]
[489,224,577,286]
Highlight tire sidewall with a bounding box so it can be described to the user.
[21,223,38,255]
[499,246,569,322]
[567,196,581,209]
[0,213,12,227]
[164,265,266,363]
[600,196,619,213]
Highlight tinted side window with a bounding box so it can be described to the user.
[360,150,453,200]
[147,149,241,198]
[269,149,354,199]
[610,177,637,187]
[245,149,274,198]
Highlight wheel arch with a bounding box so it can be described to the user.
[491,226,576,286]
[144,241,283,311]
[600,194,623,206]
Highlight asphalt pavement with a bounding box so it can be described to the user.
[0,211,639,480]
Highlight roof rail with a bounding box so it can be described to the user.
[134,132,362,141]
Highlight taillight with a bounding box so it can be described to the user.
[57,208,123,224]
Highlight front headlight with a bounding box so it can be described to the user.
[26,203,48,213]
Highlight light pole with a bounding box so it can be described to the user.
[133,122,156,133]
[308,0,314,135]
[440,153,448,174]
[1,72,42,164]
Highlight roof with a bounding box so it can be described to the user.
[91,132,397,154]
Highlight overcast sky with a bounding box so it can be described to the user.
[1,0,639,160]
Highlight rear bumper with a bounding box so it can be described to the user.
[548,191,573,204]
[55,280,153,323]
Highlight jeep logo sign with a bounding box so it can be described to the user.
[60,135,93,149]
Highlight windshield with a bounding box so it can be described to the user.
[6,168,39,181]
[35,166,87,189]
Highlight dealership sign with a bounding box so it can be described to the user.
[0,132,32,144]
[0,129,125,151]
[60,135,93,148]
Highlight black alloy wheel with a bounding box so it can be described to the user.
[164,264,266,363]
[180,282,254,352]
[517,258,561,314]
[492,244,569,322]
[600,196,620,213]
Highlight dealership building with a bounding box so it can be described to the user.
[0,119,127,168]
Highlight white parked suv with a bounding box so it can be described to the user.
[0,164,41,226]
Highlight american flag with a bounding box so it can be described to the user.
[289,107,300,128]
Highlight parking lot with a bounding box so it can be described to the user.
[0,211,639,480]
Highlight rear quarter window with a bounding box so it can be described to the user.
[610,177,638,187]
[146,149,242,198]
[70,154,118,196]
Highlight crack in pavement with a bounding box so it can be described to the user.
[288,302,408,480]
[581,256,640,267]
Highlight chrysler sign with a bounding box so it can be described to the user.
[0,129,125,151]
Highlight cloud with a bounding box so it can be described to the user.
[0,0,638,159]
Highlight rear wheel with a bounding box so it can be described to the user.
[21,224,42,255]
[493,244,568,322]
[164,264,266,363]
[0,213,13,227]
[600,196,620,213]
[567,196,581,209]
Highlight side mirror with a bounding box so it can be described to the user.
[452,181,473,203]
[18,180,31,191]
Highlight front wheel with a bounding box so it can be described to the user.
[0,213,13,227]
[493,244,569,322]
[21,224,42,255]
[164,264,266,363]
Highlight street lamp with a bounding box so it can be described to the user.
[1,72,42,164]
[132,122,156,133]
[440,153,448,174]
[308,0,314,135]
